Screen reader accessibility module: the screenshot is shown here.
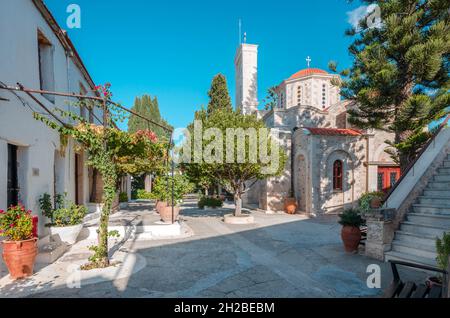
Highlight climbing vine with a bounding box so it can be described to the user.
[33,84,167,269]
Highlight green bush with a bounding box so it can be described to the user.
[119,192,129,203]
[198,196,223,209]
[436,232,450,271]
[359,191,385,214]
[152,175,194,205]
[339,209,363,227]
[136,189,153,200]
[38,192,86,227]
[53,203,87,227]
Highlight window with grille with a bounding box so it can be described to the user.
[333,160,343,191]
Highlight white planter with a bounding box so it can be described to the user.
[49,224,83,245]
[119,202,129,210]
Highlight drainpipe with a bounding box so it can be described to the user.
[365,134,370,193]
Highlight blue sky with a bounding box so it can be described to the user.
[45,0,365,130]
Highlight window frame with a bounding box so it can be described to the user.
[333,160,343,191]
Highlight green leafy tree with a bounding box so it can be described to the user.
[331,0,449,171]
[207,74,233,115]
[182,108,287,216]
[128,94,173,139]
[262,86,279,111]
[34,86,166,268]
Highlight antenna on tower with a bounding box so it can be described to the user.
[244,32,247,43]
[239,19,242,44]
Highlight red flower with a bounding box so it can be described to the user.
[10,223,15,228]
[0,210,4,214]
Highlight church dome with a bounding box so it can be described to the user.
[289,68,328,80]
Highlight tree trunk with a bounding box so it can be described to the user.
[234,193,242,216]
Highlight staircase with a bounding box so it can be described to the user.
[385,154,450,267]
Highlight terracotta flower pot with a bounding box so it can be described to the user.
[2,238,38,280]
[341,226,361,253]
[155,201,167,214]
[159,205,180,223]
[284,197,298,214]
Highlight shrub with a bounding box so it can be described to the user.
[339,209,363,227]
[53,203,87,227]
[38,193,86,227]
[359,191,385,214]
[436,232,450,271]
[198,196,223,209]
[119,192,129,203]
[152,175,194,205]
[0,205,34,241]
[136,189,153,200]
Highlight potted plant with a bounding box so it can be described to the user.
[119,192,129,209]
[339,209,364,253]
[0,205,38,279]
[39,193,87,245]
[427,232,450,288]
[284,190,297,215]
[359,192,385,215]
[152,175,194,223]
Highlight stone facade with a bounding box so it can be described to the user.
[236,42,398,215]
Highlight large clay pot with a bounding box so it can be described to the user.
[341,226,362,253]
[160,205,181,223]
[284,197,298,214]
[2,238,38,280]
[155,201,168,214]
[49,224,83,245]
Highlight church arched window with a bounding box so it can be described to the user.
[297,86,302,105]
[333,160,343,191]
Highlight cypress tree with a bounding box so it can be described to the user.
[332,0,449,171]
[207,74,233,115]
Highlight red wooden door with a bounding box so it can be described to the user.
[378,167,401,193]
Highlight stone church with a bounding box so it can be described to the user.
[235,43,400,215]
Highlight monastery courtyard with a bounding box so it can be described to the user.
[0,200,426,298]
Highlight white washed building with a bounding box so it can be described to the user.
[0,0,105,236]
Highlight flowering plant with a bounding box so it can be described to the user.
[94,83,113,99]
[0,205,33,241]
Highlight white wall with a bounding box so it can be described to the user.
[0,0,100,236]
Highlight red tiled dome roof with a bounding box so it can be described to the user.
[289,68,328,80]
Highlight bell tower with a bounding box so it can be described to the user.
[234,43,259,115]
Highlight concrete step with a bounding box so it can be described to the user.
[434,174,450,182]
[391,241,437,259]
[427,181,450,190]
[401,222,449,238]
[443,161,450,168]
[418,196,450,206]
[407,213,450,228]
[395,230,437,249]
[424,189,450,198]
[385,251,437,268]
[412,204,450,215]
[438,168,450,174]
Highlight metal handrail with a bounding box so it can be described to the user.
[383,115,450,204]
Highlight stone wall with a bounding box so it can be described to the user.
[365,214,396,261]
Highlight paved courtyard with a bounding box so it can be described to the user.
[0,200,426,298]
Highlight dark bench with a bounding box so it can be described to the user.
[384,260,448,298]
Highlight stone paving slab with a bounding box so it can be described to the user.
[1,202,429,298]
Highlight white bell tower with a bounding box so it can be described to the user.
[234,43,259,115]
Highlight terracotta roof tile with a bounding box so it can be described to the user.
[289,68,328,80]
[304,127,362,137]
